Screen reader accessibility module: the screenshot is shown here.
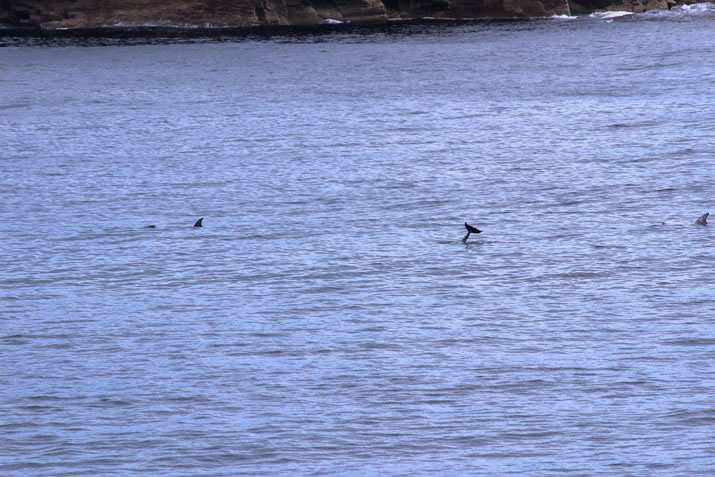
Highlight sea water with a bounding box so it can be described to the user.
[1,7,714,475]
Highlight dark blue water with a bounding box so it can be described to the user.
[1,5,715,475]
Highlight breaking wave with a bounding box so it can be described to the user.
[589,10,633,19]
[588,2,714,21]
[639,1,715,18]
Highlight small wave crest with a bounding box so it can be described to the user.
[589,10,633,19]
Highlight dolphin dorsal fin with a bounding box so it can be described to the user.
[696,212,709,225]
[194,217,203,227]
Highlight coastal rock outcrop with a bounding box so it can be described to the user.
[0,0,688,29]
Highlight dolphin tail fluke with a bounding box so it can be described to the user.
[696,212,709,225]
[464,222,482,234]
[194,217,204,227]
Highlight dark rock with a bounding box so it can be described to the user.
[0,0,689,30]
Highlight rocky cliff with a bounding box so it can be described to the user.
[0,0,687,29]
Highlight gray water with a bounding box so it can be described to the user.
[1,6,715,476]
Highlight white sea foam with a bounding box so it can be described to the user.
[107,21,202,28]
[638,1,715,18]
[322,18,343,24]
[589,2,715,21]
[551,13,577,20]
[673,1,714,14]
[589,10,633,19]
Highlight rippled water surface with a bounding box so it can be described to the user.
[1,8,715,476]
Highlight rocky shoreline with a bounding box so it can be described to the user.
[0,0,694,30]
